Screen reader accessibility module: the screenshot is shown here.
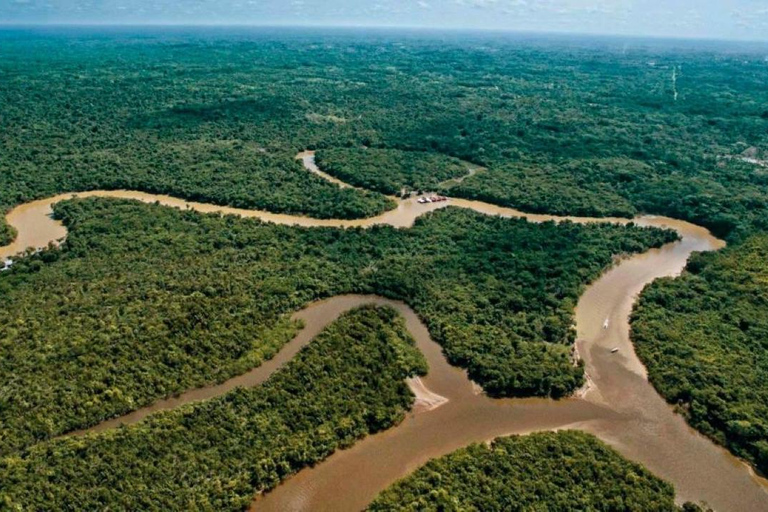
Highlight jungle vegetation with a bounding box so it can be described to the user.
[1,27,767,475]
[631,235,768,476]
[0,198,674,454]
[0,305,428,509]
[368,431,698,512]
[1,29,767,244]
[314,148,468,195]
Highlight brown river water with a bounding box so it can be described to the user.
[1,153,767,511]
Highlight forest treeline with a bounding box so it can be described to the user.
[452,157,768,239]
[0,142,394,244]
[2,30,767,244]
[1,28,767,478]
[631,235,768,476]
[0,198,674,454]
[0,305,427,509]
[368,431,704,511]
[315,148,468,195]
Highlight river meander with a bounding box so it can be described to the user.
[1,153,766,511]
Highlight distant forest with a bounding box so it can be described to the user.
[315,148,468,195]
[1,28,768,478]
[1,30,767,243]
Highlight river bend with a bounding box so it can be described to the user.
[1,153,766,511]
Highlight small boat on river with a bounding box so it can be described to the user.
[418,195,448,204]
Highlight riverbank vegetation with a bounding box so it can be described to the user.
[632,235,768,476]
[0,223,15,247]
[368,431,693,511]
[2,27,768,476]
[452,157,768,239]
[2,29,767,244]
[315,148,468,195]
[0,141,395,228]
[0,305,427,509]
[0,198,674,453]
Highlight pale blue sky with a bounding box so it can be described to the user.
[2,0,768,41]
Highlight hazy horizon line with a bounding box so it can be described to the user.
[1,22,767,46]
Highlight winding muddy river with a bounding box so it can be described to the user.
[2,153,767,511]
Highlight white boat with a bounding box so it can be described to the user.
[602,318,609,329]
[611,347,620,354]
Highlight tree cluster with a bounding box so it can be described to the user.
[0,198,673,453]
[315,148,468,196]
[0,305,426,509]
[368,431,697,511]
[632,235,768,475]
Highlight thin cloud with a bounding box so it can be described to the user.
[1,0,767,41]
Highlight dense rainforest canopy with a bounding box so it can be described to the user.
[315,148,469,195]
[368,431,698,511]
[631,235,768,476]
[0,305,427,509]
[1,29,767,243]
[1,26,768,481]
[0,198,673,453]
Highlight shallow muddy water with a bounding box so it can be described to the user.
[2,154,766,511]
[252,222,767,512]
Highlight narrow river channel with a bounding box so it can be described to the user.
[1,153,766,511]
